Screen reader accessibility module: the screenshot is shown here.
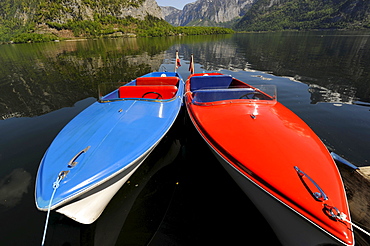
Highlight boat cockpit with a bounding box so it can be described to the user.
[189,74,276,105]
[99,72,181,102]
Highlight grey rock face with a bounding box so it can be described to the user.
[161,0,256,26]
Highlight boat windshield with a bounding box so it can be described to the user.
[192,85,277,105]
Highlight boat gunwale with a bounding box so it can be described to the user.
[98,95,181,104]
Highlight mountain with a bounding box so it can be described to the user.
[161,0,370,31]
[36,0,163,23]
[0,0,164,42]
[161,6,183,26]
[235,0,370,31]
[161,0,256,27]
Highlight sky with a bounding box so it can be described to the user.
[156,0,195,10]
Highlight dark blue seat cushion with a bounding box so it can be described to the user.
[193,88,255,103]
[190,75,233,91]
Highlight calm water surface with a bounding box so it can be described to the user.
[0,31,369,245]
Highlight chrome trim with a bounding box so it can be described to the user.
[67,146,91,168]
[294,166,329,201]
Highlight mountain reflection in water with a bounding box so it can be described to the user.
[0,38,167,119]
[2,31,370,120]
[169,31,370,104]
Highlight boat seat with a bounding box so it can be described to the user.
[190,75,233,91]
[141,72,178,77]
[136,77,180,86]
[119,85,178,100]
[193,88,255,103]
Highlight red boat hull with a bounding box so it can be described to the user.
[185,73,354,246]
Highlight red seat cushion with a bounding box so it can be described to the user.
[119,85,178,99]
[136,77,180,86]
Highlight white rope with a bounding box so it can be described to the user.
[337,212,370,237]
[326,205,370,237]
[41,175,63,246]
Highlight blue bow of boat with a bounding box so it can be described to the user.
[35,71,184,224]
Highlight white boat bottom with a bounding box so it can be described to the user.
[57,164,142,224]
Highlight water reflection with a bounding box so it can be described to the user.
[308,83,358,105]
[0,38,171,119]
[2,31,370,120]
[169,31,370,104]
[0,168,31,208]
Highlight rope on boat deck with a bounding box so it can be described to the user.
[337,213,370,237]
[325,204,370,237]
[41,172,65,246]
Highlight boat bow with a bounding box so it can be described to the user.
[185,72,354,246]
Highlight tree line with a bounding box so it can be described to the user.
[235,0,370,31]
[1,14,233,43]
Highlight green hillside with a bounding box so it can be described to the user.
[235,0,370,31]
[0,0,233,43]
[0,0,147,42]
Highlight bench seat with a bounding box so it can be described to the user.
[190,75,233,91]
[136,77,180,86]
[193,88,255,103]
[119,85,178,100]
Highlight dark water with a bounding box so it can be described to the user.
[0,31,369,245]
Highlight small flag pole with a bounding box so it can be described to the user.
[189,54,194,74]
[175,50,181,72]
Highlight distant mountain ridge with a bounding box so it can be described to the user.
[161,6,183,26]
[161,0,370,30]
[161,0,256,27]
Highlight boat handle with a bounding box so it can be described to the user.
[294,166,328,201]
[68,146,91,168]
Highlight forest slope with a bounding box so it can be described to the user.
[235,0,370,31]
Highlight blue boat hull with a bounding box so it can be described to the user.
[35,72,184,224]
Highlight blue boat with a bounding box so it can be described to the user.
[35,72,184,224]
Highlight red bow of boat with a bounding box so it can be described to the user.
[185,72,354,246]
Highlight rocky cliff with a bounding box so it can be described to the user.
[161,6,182,26]
[161,0,256,27]
[37,0,163,24]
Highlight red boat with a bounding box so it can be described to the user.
[185,72,354,246]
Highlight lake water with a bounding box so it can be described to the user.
[0,31,369,245]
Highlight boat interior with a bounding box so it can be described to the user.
[189,74,275,104]
[100,75,180,101]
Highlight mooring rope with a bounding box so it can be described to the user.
[326,204,370,237]
[41,174,63,246]
[337,212,370,237]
